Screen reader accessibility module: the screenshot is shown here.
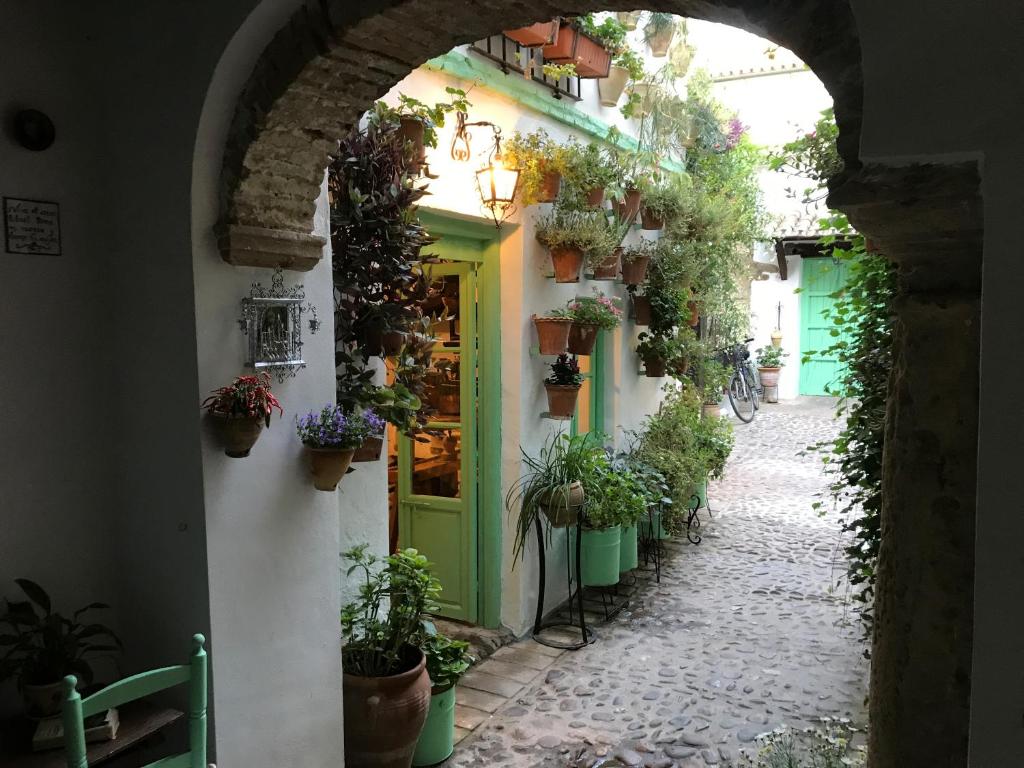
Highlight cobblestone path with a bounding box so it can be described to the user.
[447,397,869,767]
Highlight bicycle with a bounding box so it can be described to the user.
[718,338,760,423]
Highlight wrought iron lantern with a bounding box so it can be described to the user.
[451,112,520,228]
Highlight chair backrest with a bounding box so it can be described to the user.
[61,633,208,768]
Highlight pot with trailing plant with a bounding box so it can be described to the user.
[544,354,583,418]
[342,546,436,768]
[566,292,623,355]
[535,206,609,283]
[202,372,282,458]
[533,310,573,355]
[352,409,388,462]
[0,579,121,717]
[640,173,690,230]
[644,12,677,57]
[504,129,569,206]
[755,345,788,402]
[637,332,678,378]
[297,404,373,491]
[620,240,654,285]
[412,631,473,767]
[382,89,471,169]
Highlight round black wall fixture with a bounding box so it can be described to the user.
[13,109,55,151]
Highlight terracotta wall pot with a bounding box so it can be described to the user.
[382,331,405,356]
[545,383,581,418]
[538,169,562,202]
[550,245,585,283]
[632,295,652,326]
[353,434,384,463]
[687,300,700,326]
[359,322,385,357]
[758,367,781,388]
[640,207,665,230]
[614,188,642,221]
[503,20,559,47]
[642,355,667,377]
[591,248,621,280]
[668,357,691,377]
[598,65,630,107]
[647,25,676,57]
[24,680,66,717]
[621,255,650,285]
[542,23,612,78]
[308,447,356,491]
[343,646,432,768]
[212,413,264,458]
[585,186,605,208]
[567,323,599,355]
[398,118,426,167]
[539,481,585,527]
[616,11,641,30]
[533,316,572,355]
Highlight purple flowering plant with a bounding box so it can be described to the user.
[296,404,374,450]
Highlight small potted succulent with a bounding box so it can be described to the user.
[202,372,282,458]
[636,332,678,377]
[352,409,387,462]
[755,345,789,402]
[532,310,573,356]
[621,239,655,285]
[544,354,583,418]
[412,630,473,766]
[296,404,374,491]
[565,292,623,355]
[0,579,121,716]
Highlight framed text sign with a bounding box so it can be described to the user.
[4,197,61,256]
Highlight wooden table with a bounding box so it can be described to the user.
[1,700,182,767]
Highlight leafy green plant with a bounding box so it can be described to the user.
[635,331,681,365]
[692,407,734,480]
[566,292,623,331]
[542,62,578,82]
[546,354,583,387]
[643,12,677,42]
[738,723,865,768]
[0,579,122,688]
[578,14,628,54]
[755,345,788,368]
[561,140,618,197]
[376,87,471,150]
[585,455,648,530]
[696,358,730,405]
[420,631,472,691]
[504,129,571,206]
[621,238,655,265]
[535,205,618,267]
[640,173,693,227]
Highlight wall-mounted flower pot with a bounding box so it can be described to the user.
[503,20,560,47]
[545,382,581,418]
[412,684,457,766]
[619,524,639,571]
[539,481,584,527]
[579,525,622,586]
[647,25,676,57]
[534,315,572,355]
[631,295,651,326]
[621,255,650,285]
[398,117,427,167]
[538,169,562,202]
[550,245,585,283]
[640,207,665,230]
[212,413,264,458]
[567,322,599,355]
[542,22,612,78]
[598,65,630,107]
[585,186,605,208]
[642,355,667,377]
[591,248,621,280]
[627,82,659,117]
[614,188,642,221]
[352,434,384,462]
[668,356,691,377]
[616,11,641,30]
[687,300,700,326]
[383,330,405,356]
[308,447,356,491]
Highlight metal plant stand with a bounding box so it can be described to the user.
[685,492,703,545]
[639,507,664,584]
[532,515,593,650]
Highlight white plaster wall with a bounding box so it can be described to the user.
[748,249,801,401]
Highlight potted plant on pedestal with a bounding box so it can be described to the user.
[202,372,282,458]
[755,345,788,403]
[535,207,608,283]
[352,409,387,462]
[412,631,473,767]
[628,457,673,541]
[601,457,649,572]
[296,404,373,491]
[565,292,623,355]
[544,354,583,418]
[533,310,573,355]
[341,546,437,768]
[644,12,678,57]
[0,579,121,717]
[504,129,570,205]
[576,451,624,586]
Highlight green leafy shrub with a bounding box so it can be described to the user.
[755,345,788,368]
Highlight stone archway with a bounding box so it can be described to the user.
[213,3,982,766]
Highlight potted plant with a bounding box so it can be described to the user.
[504,129,570,206]
[599,46,644,107]
[202,372,282,458]
[565,292,623,355]
[544,354,583,418]
[535,207,609,283]
[0,579,121,716]
[380,89,471,168]
[637,332,678,377]
[616,11,642,30]
[591,246,622,281]
[542,19,612,78]
[503,19,560,47]
[412,630,473,767]
[667,330,703,377]
[603,457,649,572]
[643,12,677,57]
[562,140,617,207]
[575,452,624,586]
[692,410,734,509]
[341,546,436,768]
[426,359,460,416]
[629,287,652,326]
[755,345,789,402]
[640,173,691,230]
[296,404,373,491]
[699,359,730,418]
[621,239,654,285]
[352,409,387,462]
[626,457,673,541]
[533,310,573,355]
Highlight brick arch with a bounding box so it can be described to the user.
[217,0,864,269]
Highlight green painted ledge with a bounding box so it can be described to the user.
[426,50,684,173]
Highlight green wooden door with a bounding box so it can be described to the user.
[799,257,850,396]
[399,262,478,621]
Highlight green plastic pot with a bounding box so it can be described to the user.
[619,524,638,571]
[692,479,708,509]
[412,685,456,766]
[642,510,671,540]
[580,526,622,586]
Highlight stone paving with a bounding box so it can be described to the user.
[447,397,869,767]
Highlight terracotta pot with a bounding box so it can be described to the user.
[632,295,651,326]
[550,245,585,283]
[545,383,581,418]
[647,25,676,57]
[503,20,560,47]
[621,255,650,285]
[640,207,665,230]
[343,646,432,768]
[211,413,264,458]
[539,481,585,527]
[591,248,621,280]
[668,357,691,377]
[598,65,630,107]
[687,300,700,326]
[758,367,781,388]
[308,447,356,491]
[542,23,612,78]
[436,385,460,417]
[616,11,641,30]
[398,117,426,167]
[703,402,722,420]
[533,316,572,355]
[628,82,657,117]
[770,329,783,348]
[24,680,66,717]
[383,331,405,356]
[614,188,642,220]
[567,323,599,355]
[642,355,667,377]
[352,434,384,463]
[585,186,605,208]
[359,322,385,357]
[538,169,562,202]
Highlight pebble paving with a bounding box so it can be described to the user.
[446,397,869,767]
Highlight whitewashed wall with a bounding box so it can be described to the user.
[749,246,802,400]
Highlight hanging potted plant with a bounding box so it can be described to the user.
[504,129,570,206]
[565,292,623,355]
[0,579,122,717]
[643,12,678,57]
[620,239,654,285]
[573,15,636,106]
[297,404,373,491]
[544,354,583,418]
[202,372,282,458]
[639,173,691,231]
[352,409,387,462]
[755,345,789,402]
[341,546,436,768]
[626,81,661,118]
[378,89,471,169]
[535,206,608,283]
[667,331,702,378]
[533,310,573,355]
[629,288,652,326]
[412,631,473,767]
[637,332,678,378]
[503,19,560,47]
[616,10,642,30]
[542,19,612,78]
[591,246,622,280]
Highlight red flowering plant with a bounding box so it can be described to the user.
[201,373,283,427]
[565,291,623,331]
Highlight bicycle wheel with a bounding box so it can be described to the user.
[729,371,756,423]
[744,365,760,410]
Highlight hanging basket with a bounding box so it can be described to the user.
[549,245,585,283]
[545,383,581,418]
[598,65,630,107]
[616,11,641,30]
[211,413,264,458]
[567,322,599,355]
[352,434,384,463]
[621,254,650,285]
[632,295,652,326]
[591,248,621,280]
[503,20,560,47]
[308,447,356,491]
[533,316,573,355]
[585,186,605,208]
[647,25,676,57]
[539,481,585,527]
[614,188,642,221]
[397,117,426,168]
[542,22,612,78]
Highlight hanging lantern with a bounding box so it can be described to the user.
[476,135,520,228]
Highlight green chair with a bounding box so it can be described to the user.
[61,633,208,768]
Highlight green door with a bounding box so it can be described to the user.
[398,262,478,621]
[799,257,850,396]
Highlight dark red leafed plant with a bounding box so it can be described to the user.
[201,373,283,427]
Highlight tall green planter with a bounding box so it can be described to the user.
[580,525,622,586]
[619,524,638,572]
[642,510,671,540]
[691,479,708,509]
[412,685,456,766]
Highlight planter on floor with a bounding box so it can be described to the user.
[534,315,573,355]
[550,245,585,283]
[598,65,630,106]
[567,322,599,355]
[542,22,612,78]
[308,447,356,491]
[352,434,384,462]
[412,685,457,767]
[621,254,650,285]
[503,20,560,47]
[619,524,639,571]
[211,413,264,458]
[539,481,585,527]
[690,479,707,510]
[580,525,622,586]
[545,382,581,418]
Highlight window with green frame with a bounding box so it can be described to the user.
[571,331,606,436]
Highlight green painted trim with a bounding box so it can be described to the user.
[426,50,684,173]
[591,331,606,434]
